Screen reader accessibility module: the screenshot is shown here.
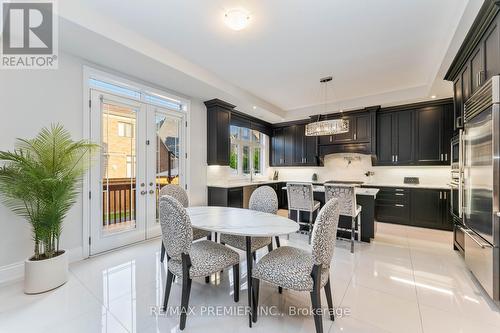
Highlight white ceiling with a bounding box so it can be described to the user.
[59,0,481,122]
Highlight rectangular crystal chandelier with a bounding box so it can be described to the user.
[305,119,350,136]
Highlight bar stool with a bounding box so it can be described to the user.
[286,182,321,244]
[324,183,361,253]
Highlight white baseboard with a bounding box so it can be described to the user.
[0,246,85,285]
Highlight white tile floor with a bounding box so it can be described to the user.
[1,223,500,333]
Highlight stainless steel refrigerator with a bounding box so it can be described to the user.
[463,76,500,302]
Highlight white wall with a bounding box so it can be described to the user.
[270,154,451,186]
[0,52,207,278]
[207,153,451,188]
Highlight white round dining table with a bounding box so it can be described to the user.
[185,206,298,327]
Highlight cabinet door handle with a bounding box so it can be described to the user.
[395,155,398,162]
[395,204,404,207]
[445,153,448,161]
[439,192,442,199]
[329,136,333,142]
[354,133,357,140]
[395,193,404,196]
[392,155,395,162]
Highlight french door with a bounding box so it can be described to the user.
[89,90,185,254]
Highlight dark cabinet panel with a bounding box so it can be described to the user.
[376,113,394,165]
[271,124,320,167]
[205,99,234,166]
[283,126,295,165]
[453,75,464,131]
[484,23,500,81]
[304,134,318,164]
[369,187,453,231]
[394,110,414,164]
[271,128,285,166]
[414,107,443,164]
[208,187,243,208]
[331,116,354,143]
[228,188,243,208]
[354,114,371,142]
[471,45,484,93]
[462,64,471,102]
[411,189,452,230]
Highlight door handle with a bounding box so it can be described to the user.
[392,155,395,163]
[395,155,398,162]
[140,190,147,195]
[439,192,442,199]
[395,204,404,207]
[464,229,491,249]
[445,153,448,161]
[149,190,155,194]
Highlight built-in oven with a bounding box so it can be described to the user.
[449,131,463,221]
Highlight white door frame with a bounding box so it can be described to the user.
[82,66,190,257]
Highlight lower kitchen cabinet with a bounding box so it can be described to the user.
[411,188,451,230]
[368,186,452,231]
[208,187,243,208]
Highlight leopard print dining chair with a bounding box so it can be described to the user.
[159,195,240,330]
[286,182,321,244]
[159,184,210,263]
[324,184,362,253]
[251,198,340,333]
[220,186,278,255]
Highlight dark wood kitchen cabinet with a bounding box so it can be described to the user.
[411,189,452,230]
[414,106,445,165]
[445,1,500,130]
[376,110,413,165]
[270,123,320,166]
[208,187,243,208]
[205,99,235,166]
[375,99,452,166]
[367,186,452,231]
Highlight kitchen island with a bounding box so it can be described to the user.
[281,185,379,243]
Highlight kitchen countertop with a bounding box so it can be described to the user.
[208,180,450,190]
[361,183,451,190]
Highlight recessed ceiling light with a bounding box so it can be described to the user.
[224,8,250,31]
[431,95,437,99]
[253,106,257,110]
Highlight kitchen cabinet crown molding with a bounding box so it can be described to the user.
[445,0,500,81]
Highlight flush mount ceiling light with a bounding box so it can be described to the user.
[224,8,251,31]
[305,76,350,136]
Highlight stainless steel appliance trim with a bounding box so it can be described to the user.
[464,229,493,248]
[465,230,495,299]
[493,103,500,247]
[464,78,493,122]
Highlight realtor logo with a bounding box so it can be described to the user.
[1,0,58,69]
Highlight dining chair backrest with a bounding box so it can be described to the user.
[286,182,315,211]
[159,195,192,260]
[159,184,189,208]
[311,198,340,267]
[249,185,278,214]
[324,184,356,217]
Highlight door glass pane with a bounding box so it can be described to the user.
[155,113,181,221]
[242,146,250,174]
[102,103,137,233]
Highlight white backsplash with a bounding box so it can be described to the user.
[207,153,452,187]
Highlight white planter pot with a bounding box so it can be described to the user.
[24,250,68,294]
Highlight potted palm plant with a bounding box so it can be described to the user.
[0,124,98,294]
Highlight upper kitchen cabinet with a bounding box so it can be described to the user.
[316,106,378,156]
[375,110,413,165]
[374,99,453,166]
[270,122,320,167]
[205,99,234,166]
[445,1,500,130]
[205,99,273,166]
